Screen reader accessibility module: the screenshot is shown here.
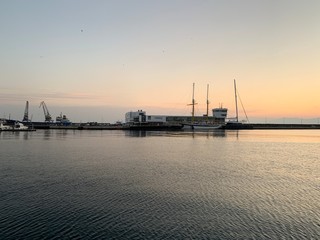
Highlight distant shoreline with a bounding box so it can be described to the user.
[27,122,320,130]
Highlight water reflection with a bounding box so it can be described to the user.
[43,129,52,140]
[55,129,70,139]
[0,129,229,140]
[124,129,227,138]
[125,130,148,137]
[42,129,82,139]
[108,129,320,142]
[0,131,35,140]
[23,132,30,140]
[212,130,226,137]
[2,129,318,143]
[1,128,319,240]
[225,130,240,139]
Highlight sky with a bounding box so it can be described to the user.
[1,0,320,123]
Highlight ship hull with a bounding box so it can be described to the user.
[183,123,222,130]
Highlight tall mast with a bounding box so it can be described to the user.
[234,79,239,122]
[206,84,209,119]
[188,83,197,123]
[192,83,195,123]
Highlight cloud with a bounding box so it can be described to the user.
[0,88,104,104]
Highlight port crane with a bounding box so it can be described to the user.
[22,101,30,122]
[39,101,52,122]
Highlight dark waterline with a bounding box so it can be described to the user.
[0,130,319,239]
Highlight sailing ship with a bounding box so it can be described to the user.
[225,79,252,129]
[183,83,222,130]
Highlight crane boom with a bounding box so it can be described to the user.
[39,101,52,122]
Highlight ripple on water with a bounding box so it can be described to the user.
[0,130,319,239]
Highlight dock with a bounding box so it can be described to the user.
[24,122,320,131]
[223,123,320,130]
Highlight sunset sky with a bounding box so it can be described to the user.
[1,0,320,123]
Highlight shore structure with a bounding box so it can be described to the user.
[124,83,228,131]
[2,115,320,131]
[0,119,35,131]
[3,83,320,131]
[124,106,227,129]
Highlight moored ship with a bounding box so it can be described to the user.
[182,83,227,130]
[0,120,35,131]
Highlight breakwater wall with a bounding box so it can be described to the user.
[250,123,320,129]
[29,122,320,130]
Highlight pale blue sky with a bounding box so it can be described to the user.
[1,0,320,122]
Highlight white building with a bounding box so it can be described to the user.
[145,115,167,123]
[212,108,228,120]
[125,110,146,123]
[125,108,228,124]
[125,110,166,123]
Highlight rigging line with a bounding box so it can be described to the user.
[236,89,250,123]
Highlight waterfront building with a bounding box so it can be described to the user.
[125,108,228,124]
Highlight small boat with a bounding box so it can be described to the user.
[0,121,35,131]
[13,122,30,130]
[0,122,12,130]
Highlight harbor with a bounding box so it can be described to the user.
[2,120,320,131]
[1,81,320,132]
[2,106,320,132]
[31,123,320,130]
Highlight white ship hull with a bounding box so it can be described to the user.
[183,123,222,130]
[0,122,34,131]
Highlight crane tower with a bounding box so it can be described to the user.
[22,101,30,122]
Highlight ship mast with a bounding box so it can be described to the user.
[234,79,239,123]
[188,83,197,123]
[192,83,195,123]
[206,84,209,121]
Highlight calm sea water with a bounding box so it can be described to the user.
[0,129,319,239]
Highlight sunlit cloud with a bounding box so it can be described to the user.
[0,88,108,105]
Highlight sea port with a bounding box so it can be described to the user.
[2,101,320,132]
[1,83,320,132]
